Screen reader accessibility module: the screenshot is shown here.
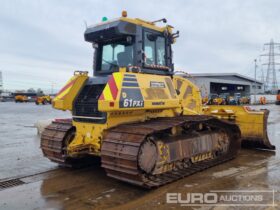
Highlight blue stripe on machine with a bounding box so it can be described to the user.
[123,77,137,82]
[124,74,136,77]
[122,82,139,87]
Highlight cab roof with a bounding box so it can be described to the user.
[84,17,172,43]
[88,17,170,32]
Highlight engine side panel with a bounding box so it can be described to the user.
[57,71,205,155]
[98,72,180,112]
[172,76,203,115]
[52,72,89,111]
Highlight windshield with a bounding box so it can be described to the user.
[99,42,133,72]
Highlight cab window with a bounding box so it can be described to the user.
[98,40,133,73]
[156,36,166,66]
[144,32,156,65]
[144,31,166,66]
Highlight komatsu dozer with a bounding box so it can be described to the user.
[41,12,274,188]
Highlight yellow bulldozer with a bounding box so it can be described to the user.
[41,12,274,188]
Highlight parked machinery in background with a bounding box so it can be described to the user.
[229,93,250,105]
[238,96,250,105]
[226,95,237,105]
[259,96,267,105]
[219,93,236,105]
[200,84,209,105]
[207,93,250,106]
[276,90,280,105]
[207,93,225,105]
[202,96,209,104]
[14,92,37,102]
[15,95,28,103]
[35,95,52,105]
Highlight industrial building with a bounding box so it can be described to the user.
[178,73,264,98]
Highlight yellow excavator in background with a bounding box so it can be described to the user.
[41,12,274,188]
[15,95,28,103]
[35,95,52,105]
[276,90,280,105]
[207,94,225,105]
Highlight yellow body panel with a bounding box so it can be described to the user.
[58,71,202,155]
[52,72,88,111]
[120,17,173,34]
[99,72,180,112]
[70,111,146,154]
[173,76,203,115]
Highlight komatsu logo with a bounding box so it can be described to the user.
[152,101,165,106]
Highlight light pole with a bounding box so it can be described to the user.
[254,59,257,104]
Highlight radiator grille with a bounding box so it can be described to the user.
[73,84,106,123]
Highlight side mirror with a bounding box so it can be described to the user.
[171,31,180,43]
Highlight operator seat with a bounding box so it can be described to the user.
[117,47,133,67]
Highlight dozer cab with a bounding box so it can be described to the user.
[41,12,274,188]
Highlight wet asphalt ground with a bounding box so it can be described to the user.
[0,102,279,210]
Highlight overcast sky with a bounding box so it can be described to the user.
[1,0,280,92]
